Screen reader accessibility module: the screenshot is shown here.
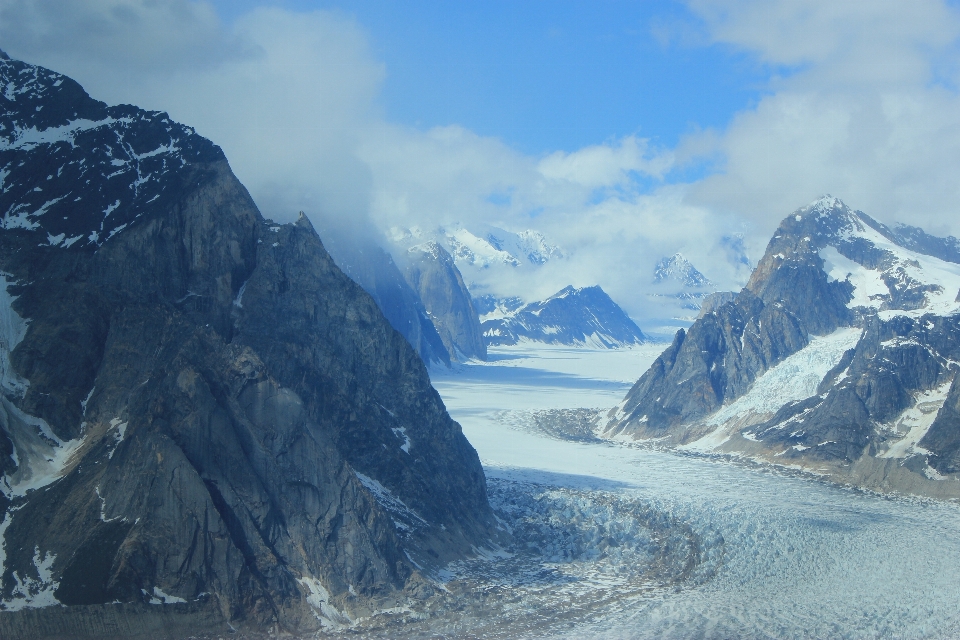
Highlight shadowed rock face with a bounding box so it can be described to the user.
[402,242,486,362]
[607,196,960,498]
[318,228,451,368]
[0,53,497,636]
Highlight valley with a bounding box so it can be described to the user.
[344,343,960,638]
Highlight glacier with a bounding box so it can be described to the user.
[338,343,960,638]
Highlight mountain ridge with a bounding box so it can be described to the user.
[0,52,499,636]
[482,285,646,348]
[605,195,960,498]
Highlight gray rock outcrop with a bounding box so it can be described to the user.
[402,242,486,362]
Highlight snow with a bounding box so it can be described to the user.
[298,575,351,628]
[107,417,128,459]
[704,326,862,428]
[354,471,426,528]
[0,273,29,397]
[147,586,186,605]
[820,245,887,308]
[392,427,411,453]
[0,396,85,498]
[233,281,247,308]
[420,342,960,638]
[1,546,60,611]
[878,381,953,459]
[819,211,960,317]
[0,117,126,152]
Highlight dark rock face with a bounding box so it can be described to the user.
[607,195,960,497]
[482,285,646,348]
[402,242,486,362]
[0,54,497,636]
[697,291,737,318]
[610,291,808,436]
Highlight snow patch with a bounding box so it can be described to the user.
[0,397,85,498]
[298,575,351,628]
[1,546,60,611]
[878,381,953,459]
[392,427,411,453]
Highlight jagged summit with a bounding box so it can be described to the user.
[606,195,960,499]
[1,54,222,248]
[653,253,712,288]
[482,285,646,348]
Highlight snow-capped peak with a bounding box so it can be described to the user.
[653,253,712,288]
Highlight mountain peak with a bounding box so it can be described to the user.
[0,49,9,61]
[795,195,856,223]
[654,253,712,288]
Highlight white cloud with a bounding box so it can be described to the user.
[5,0,960,326]
[0,0,257,75]
[681,0,960,238]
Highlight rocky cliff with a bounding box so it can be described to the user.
[317,225,450,367]
[402,242,486,362]
[482,285,646,348]
[606,196,960,498]
[0,52,499,637]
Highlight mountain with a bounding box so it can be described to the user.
[646,253,719,334]
[605,196,960,498]
[402,242,486,362]
[0,52,499,636]
[317,227,450,367]
[653,253,713,288]
[389,224,564,271]
[481,286,646,348]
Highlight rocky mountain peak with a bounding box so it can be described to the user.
[482,285,645,348]
[653,253,712,288]
[607,195,960,500]
[0,54,499,634]
[1,55,223,250]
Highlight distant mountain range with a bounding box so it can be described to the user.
[606,196,960,499]
[389,223,564,271]
[482,285,646,348]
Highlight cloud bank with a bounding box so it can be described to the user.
[3,0,960,324]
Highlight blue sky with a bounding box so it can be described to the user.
[210,0,774,155]
[3,0,960,320]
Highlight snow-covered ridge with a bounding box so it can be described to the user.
[816,206,960,318]
[388,223,564,270]
[1,54,222,248]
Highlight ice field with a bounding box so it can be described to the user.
[403,343,960,639]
